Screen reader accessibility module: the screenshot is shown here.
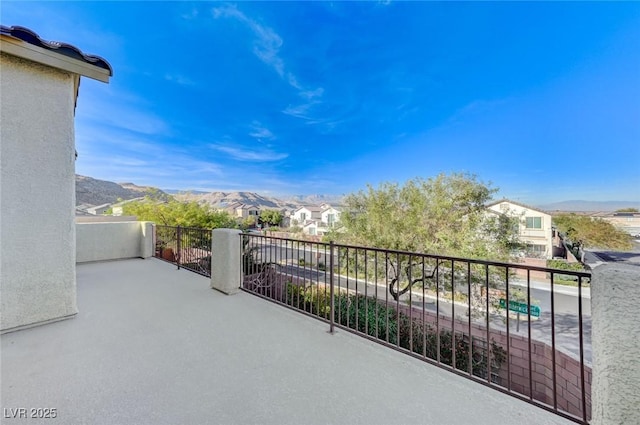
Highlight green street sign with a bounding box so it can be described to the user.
[499,299,540,318]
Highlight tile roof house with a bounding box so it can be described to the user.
[291,205,323,225]
[486,199,554,259]
[320,205,341,227]
[0,25,112,332]
[218,202,260,220]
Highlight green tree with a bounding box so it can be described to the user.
[553,214,633,251]
[327,173,521,301]
[330,173,516,258]
[122,197,236,229]
[615,208,639,213]
[239,216,257,230]
[260,209,283,227]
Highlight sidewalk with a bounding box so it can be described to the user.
[511,278,591,299]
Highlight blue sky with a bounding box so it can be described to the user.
[4,2,640,203]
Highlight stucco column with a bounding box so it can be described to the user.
[591,264,640,425]
[210,229,242,295]
[140,222,154,259]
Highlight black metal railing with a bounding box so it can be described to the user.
[153,225,212,277]
[240,233,592,424]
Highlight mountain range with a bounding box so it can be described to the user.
[76,175,330,210]
[76,174,638,212]
[174,191,299,210]
[75,175,165,206]
[538,200,640,212]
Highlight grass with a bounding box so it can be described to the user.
[554,279,591,287]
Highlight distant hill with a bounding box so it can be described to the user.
[76,175,167,206]
[281,194,344,206]
[76,175,344,211]
[175,191,299,210]
[538,200,640,212]
[163,189,209,195]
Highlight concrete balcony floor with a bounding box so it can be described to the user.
[1,259,573,425]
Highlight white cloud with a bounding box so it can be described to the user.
[164,74,197,86]
[446,99,509,126]
[211,144,288,161]
[76,84,170,136]
[248,121,275,140]
[212,4,323,109]
[213,4,284,76]
[282,102,318,119]
[181,8,199,20]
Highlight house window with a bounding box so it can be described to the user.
[300,213,306,222]
[525,244,546,258]
[327,213,335,225]
[308,227,316,236]
[525,217,542,229]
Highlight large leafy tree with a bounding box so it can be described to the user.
[259,209,283,227]
[328,173,521,301]
[332,173,516,258]
[122,197,236,229]
[553,214,632,251]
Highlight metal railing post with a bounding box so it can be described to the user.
[176,226,181,270]
[329,240,335,334]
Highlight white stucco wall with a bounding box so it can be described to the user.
[76,222,153,263]
[210,229,242,295]
[321,207,341,226]
[591,264,640,425]
[1,53,78,332]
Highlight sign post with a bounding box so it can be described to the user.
[499,299,540,331]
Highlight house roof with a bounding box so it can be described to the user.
[1,25,112,83]
[1,25,112,74]
[87,203,112,211]
[321,206,340,214]
[486,198,549,215]
[223,202,260,211]
[295,205,323,213]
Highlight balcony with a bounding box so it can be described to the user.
[1,258,574,424]
[3,222,638,425]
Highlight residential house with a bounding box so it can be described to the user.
[110,196,145,216]
[292,205,341,235]
[291,206,323,226]
[216,202,260,225]
[75,204,94,216]
[486,199,554,259]
[302,219,327,236]
[593,211,640,237]
[86,203,112,215]
[0,25,112,332]
[320,206,341,228]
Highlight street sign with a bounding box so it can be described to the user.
[499,299,540,318]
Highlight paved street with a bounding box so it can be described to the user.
[584,239,640,268]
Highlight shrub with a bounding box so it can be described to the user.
[283,283,505,381]
[546,259,588,285]
[398,316,504,381]
[286,284,332,317]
